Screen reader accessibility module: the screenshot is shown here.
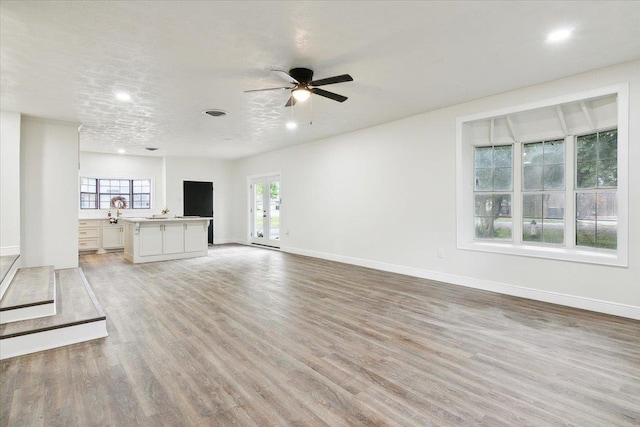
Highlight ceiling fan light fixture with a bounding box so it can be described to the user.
[292,88,311,102]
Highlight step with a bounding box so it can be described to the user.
[0,254,20,299]
[0,268,108,360]
[0,266,56,324]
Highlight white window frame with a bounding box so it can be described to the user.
[79,177,153,210]
[456,84,629,267]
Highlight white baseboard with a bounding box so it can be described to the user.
[0,246,20,256]
[213,238,239,245]
[0,319,108,360]
[282,246,640,320]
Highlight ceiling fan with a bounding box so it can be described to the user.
[245,68,353,107]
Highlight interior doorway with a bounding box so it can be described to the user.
[250,175,280,248]
[183,181,213,244]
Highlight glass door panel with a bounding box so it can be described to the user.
[253,182,265,239]
[269,180,280,242]
[250,176,280,248]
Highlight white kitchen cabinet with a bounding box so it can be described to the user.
[101,221,124,249]
[162,222,185,254]
[78,220,100,251]
[184,221,207,253]
[123,218,210,263]
[139,224,163,257]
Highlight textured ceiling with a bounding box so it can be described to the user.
[1,1,639,159]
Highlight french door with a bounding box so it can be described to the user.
[250,175,281,248]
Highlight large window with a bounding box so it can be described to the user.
[80,178,151,210]
[457,84,628,266]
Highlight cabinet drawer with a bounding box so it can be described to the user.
[79,220,100,227]
[78,238,99,250]
[78,227,99,238]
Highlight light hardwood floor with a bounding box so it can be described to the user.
[2,245,639,426]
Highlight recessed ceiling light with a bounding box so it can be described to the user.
[117,149,126,154]
[546,28,573,43]
[115,92,131,102]
[286,121,297,130]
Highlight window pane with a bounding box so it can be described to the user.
[523,165,543,190]
[475,168,493,191]
[597,160,617,188]
[543,164,565,190]
[598,129,617,159]
[524,141,565,191]
[493,145,512,168]
[597,130,617,188]
[522,194,542,242]
[576,193,596,247]
[596,193,617,249]
[543,194,565,244]
[576,134,597,189]
[543,140,564,165]
[577,161,597,188]
[523,143,543,166]
[474,145,512,191]
[80,193,96,209]
[523,193,565,244]
[474,195,511,240]
[474,195,493,217]
[493,167,512,191]
[577,131,617,190]
[474,147,493,169]
[576,193,616,249]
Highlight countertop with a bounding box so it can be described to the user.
[121,216,212,223]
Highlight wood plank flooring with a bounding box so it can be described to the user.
[1,244,638,426]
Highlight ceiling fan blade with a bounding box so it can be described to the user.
[309,74,353,87]
[284,96,297,107]
[272,70,299,84]
[244,86,292,93]
[310,88,348,103]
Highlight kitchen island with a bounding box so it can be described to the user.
[122,217,212,264]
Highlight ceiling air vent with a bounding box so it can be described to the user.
[145,147,159,151]
[203,109,227,117]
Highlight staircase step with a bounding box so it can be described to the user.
[0,254,20,299]
[0,266,56,324]
[0,268,107,360]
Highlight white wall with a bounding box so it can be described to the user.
[21,117,79,269]
[164,156,234,244]
[0,111,21,256]
[232,60,640,319]
[78,152,164,219]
